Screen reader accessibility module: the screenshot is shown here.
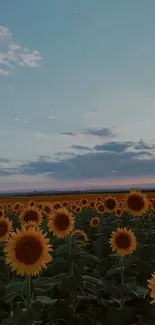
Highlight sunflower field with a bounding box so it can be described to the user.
[1,191,155,324]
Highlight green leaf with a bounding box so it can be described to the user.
[33,276,60,294]
[35,296,57,305]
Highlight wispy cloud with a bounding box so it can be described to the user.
[0,25,42,76]
[48,116,56,120]
[60,127,116,138]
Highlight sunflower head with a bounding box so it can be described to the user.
[96,203,105,214]
[0,209,4,218]
[7,204,12,212]
[148,273,155,304]
[89,201,95,209]
[52,202,62,210]
[28,200,35,208]
[48,207,75,238]
[104,196,118,213]
[72,229,88,243]
[80,198,88,207]
[115,208,123,217]
[4,228,53,276]
[75,206,82,214]
[43,203,53,216]
[71,203,77,212]
[109,227,137,256]
[20,207,43,225]
[13,202,22,211]
[0,216,13,242]
[22,221,40,231]
[96,196,102,202]
[90,217,100,228]
[62,201,68,207]
[123,191,149,217]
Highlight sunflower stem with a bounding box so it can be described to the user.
[120,256,125,309]
[67,236,74,315]
[26,276,31,309]
[135,217,140,260]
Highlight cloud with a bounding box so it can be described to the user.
[134,139,155,151]
[71,144,92,151]
[6,139,153,182]
[94,141,133,152]
[60,132,77,136]
[48,116,56,120]
[0,25,42,76]
[0,158,11,163]
[60,127,116,138]
[84,127,116,137]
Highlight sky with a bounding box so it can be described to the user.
[0,0,155,192]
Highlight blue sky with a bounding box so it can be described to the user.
[0,0,155,191]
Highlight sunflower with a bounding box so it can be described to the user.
[0,217,13,242]
[4,228,53,276]
[89,201,95,209]
[20,207,43,225]
[96,196,102,201]
[22,221,40,231]
[52,202,62,210]
[48,207,75,238]
[28,200,35,207]
[43,203,53,216]
[0,209,4,218]
[148,273,155,304]
[115,208,123,217]
[62,201,68,208]
[96,203,105,214]
[13,202,22,211]
[80,198,88,207]
[75,206,82,214]
[109,227,137,256]
[90,217,100,228]
[72,229,88,242]
[104,196,118,213]
[123,191,149,217]
[71,203,77,211]
[7,204,12,212]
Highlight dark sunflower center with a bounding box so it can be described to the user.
[128,195,144,211]
[0,221,8,237]
[115,233,131,249]
[54,203,61,209]
[105,199,116,210]
[90,202,95,207]
[117,209,122,215]
[72,204,76,210]
[76,207,80,212]
[23,210,39,223]
[15,236,43,265]
[82,199,87,205]
[14,204,20,210]
[55,213,70,231]
[44,206,51,214]
[98,204,104,212]
[63,202,67,207]
[93,218,98,225]
[0,210,4,217]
